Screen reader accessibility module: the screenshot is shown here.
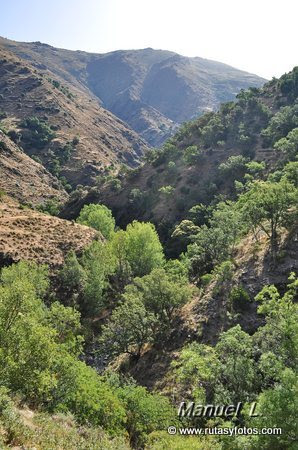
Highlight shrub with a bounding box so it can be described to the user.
[261,104,298,147]
[218,155,248,179]
[36,199,61,216]
[200,273,213,288]
[229,285,251,310]
[183,145,204,165]
[72,136,79,146]
[118,385,177,448]
[110,178,122,192]
[158,185,174,195]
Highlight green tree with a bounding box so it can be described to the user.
[98,297,156,358]
[118,385,176,448]
[237,180,297,258]
[158,185,174,195]
[0,262,127,435]
[124,221,164,277]
[281,161,298,187]
[80,241,116,316]
[59,251,86,305]
[52,356,126,434]
[108,230,132,294]
[245,368,297,450]
[261,104,298,147]
[274,127,298,161]
[44,302,83,356]
[214,325,257,403]
[125,268,193,325]
[187,201,242,274]
[183,145,204,165]
[254,273,298,377]
[172,343,219,402]
[77,204,115,239]
[218,155,248,179]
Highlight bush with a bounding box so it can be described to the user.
[229,285,251,310]
[218,155,248,179]
[183,145,204,165]
[7,129,21,143]
[200,273,213,288]
[158,185,174,195]
[36,199,61,216]
[110,178,122,192]
[118,385,176,448]
[72,136,80,146]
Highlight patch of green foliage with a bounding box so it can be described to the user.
[20,116,56,149]
[77,203,115,239]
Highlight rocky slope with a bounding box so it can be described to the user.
[0,130,67,205]
[0,196,98,269]
[0,44,148,188]
[0,37,266,146]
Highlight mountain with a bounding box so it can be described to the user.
[0,37,266,146]
[0,43,148,189]
[60,67,298,255]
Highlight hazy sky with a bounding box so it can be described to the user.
[0,0,297,79]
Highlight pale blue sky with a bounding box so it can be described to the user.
[0,0,297,79]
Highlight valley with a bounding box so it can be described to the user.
[0,35,297,450]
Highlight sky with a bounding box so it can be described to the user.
[0,0,297,79]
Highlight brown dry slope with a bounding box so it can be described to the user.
[0,197,98,269]
[0,45,148,187]
[0,130,67,205]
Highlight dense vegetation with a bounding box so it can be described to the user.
[78,67,298,258]
[0,68,297,448]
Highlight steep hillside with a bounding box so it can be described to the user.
[127,228,298,391]
[61,67,298,254]
[0,45,148,189]
[0,196,98,269]
[0,130,66,205]
[0,37,265,146]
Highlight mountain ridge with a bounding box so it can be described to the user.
[0,37,266,146]
[0,44,148,189]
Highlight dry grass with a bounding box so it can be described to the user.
[0,198,98,269]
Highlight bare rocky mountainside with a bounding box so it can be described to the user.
[0,130,67,205]
[0,43,148,189]
[0,37,265,146]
